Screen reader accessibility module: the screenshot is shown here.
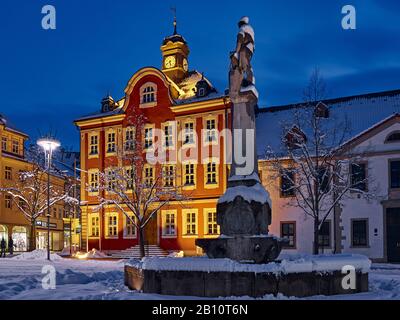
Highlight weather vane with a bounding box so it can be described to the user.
[170,6,177,34]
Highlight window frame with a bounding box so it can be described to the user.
[204,158,219,189]
[203,117,218,146]
[105,129,117,155]
[389,159,400,190]
[317,220,332,249]
[280,168,295,198]
[143,164,155,187]
[123,214,137,239]
[143,125,154,151]
[88,213,100,238]
[124,127,136,153]
[4,166,12,180]
[182,209,198,238]
[88,169,99,195]
[88,133,99,158]
[105,213,118,239]
[161,210,177,238]
[183,162,196,190]
[203,208,219,237]
[139,82,157,108]
[280,221,296,249]
[351,219,369,248]
[182,121,196,148]
[350,162,368,192]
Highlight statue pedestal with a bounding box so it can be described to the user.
[196,88,287,263]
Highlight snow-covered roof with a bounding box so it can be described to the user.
[0,113,29,138]
[175,70,217,100]
[256,89,400,158]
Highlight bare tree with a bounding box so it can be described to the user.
[266,68,378,254]
[94,114,188,258]
[0,149,76,251]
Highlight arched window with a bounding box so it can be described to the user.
[0,225,8,243]
[385,131,400,143]
[12,226,27,251]
[140,83,157,106]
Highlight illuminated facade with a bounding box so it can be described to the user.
[0,115,68,252]
[75,26,232,255]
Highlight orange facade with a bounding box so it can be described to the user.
[76,30,232,255]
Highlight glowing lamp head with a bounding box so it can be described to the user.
[37,138,61,152]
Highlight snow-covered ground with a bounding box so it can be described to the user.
[0,252,400,300]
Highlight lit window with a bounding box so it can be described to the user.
[124,215,136,238]
[90,215,99,237]
[89,170,99,193]
[184,164,195,186]
[1,137,7,151]
[107,214,118,237]
[184,211,197,236]
[5,195,12,209]
[164,125,174,148]
[107,132,116,153]
[4,166,12,180]
[89,135,98,155]
[125,127,135,152]
[183,122,194,145]
[144,166,154,187]
[144,127,153,149]
[12,140,19,154]
[205,119,217,143]
[106,169,117,191]
[163,211,176,237]
[126,167,134,190]
[142,86,156,104]
[206,211,218,235]
[163,165,175,187]
[281,222,296,248]
[206,161,217,184]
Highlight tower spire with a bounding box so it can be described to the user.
[171,6,177,35]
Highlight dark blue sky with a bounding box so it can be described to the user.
[0,0,399,149]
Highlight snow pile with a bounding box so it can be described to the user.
[127,254,371,274]
[59,246,79,256]
[167,251,185,258]
[11,249,63,261]
[86,249,108,259]
[75,249,108,259]
[218,183,272,206]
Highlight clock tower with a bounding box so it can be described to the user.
[161,16,190,83]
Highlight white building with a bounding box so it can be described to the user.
[256,89,400,262]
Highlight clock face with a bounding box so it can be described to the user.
[183,58,188,71]
[164,56,176,69]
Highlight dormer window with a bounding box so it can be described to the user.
[198,87,206,97]
[314,102,329,118]
[386,132,400,143]
[285,126,307,149]
[140,83,157,107]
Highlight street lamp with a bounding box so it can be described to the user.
[37,137,60,261]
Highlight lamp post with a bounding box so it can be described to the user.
[37,137,60,261]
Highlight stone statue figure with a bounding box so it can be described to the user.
[230,16,255,96]
[196,16,286,264]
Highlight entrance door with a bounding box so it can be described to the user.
[144,214,158,246]
[387,208,400,262]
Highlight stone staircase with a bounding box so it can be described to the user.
[110,245,168,259]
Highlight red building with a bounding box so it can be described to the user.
[75,24,232,256]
